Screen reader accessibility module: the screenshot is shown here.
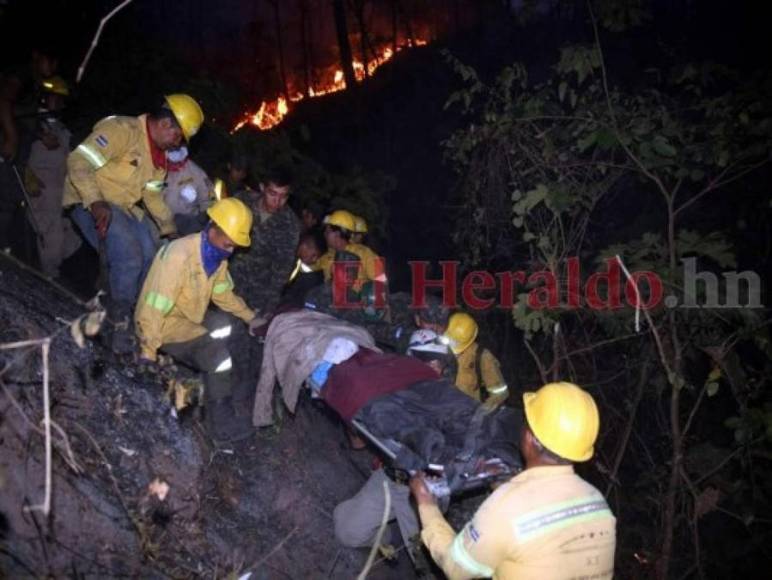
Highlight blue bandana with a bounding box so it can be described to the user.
[201,228,232,277]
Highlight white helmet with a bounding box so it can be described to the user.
[407,329,448,356]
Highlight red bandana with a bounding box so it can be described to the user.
[167,158,187,172]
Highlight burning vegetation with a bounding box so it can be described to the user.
[233,37,428,132]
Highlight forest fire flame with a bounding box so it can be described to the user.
[233,38,428,132]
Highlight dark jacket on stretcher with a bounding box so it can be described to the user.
[320,349,523,491]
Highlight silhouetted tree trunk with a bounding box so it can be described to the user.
[399,0,415,46]
[267,0,289,100]
[390,0,399,51]
[332,0,357,89]
[350,0,373,78]
[299,0,313,96]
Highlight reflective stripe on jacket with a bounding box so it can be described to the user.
[134,233,254,360]
[63,114,176,235]
[418,465,616,579]
[455,342,508,408]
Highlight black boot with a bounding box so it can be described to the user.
[109,301,136,355]
[206,396,254,444]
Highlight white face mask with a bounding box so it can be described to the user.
[167,146,189,163]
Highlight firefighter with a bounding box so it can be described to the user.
[304,250,365,323]
[65,94,204,353]
[441,312,509,409]
[1,46,60,256]
[351,214,368,245]
[163,145,212,235]
[319,209,386,289]
[410,382,616,579]
[25,76,81,278]
[135,198,264,444]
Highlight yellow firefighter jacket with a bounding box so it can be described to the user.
[316,243,386,290]
[454,342,509,408]
[135,233,255,361]
[63,114,176,235]
[418,465,616,580]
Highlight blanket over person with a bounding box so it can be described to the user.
[322,348,439,421]
[252,310,379,427]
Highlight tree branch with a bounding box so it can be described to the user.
[674,158,771,217]
[76,0,135,84]
[588,0,672,204]
[605,357,651,496]
[524,337,549,385]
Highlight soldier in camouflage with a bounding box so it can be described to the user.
[229,167,300,317]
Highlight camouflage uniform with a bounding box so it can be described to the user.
[229,190,301,315]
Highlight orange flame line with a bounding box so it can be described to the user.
[232,38,428,132]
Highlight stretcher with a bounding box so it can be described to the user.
[280,326,524,497]
[351,411,522,500]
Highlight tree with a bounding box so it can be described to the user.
[442,9,772,577]
[332,0,357,89]
[266,0,289,100]
[298,0,314,97]
[350,0,374,79]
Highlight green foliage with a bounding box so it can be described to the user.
[592,0,651,32]
[443,44,772,344]
[725,403,772,444]
[556,45,601,85]
[442,37,772,575]
[599,229,736,280]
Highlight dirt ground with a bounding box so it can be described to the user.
[0,258,483,579]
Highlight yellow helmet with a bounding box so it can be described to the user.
[164,94,204,141]
[523,382,600,462]
[207,198,252,246]
[441,312,478,354]
[353,215,368,233]
[323,209,356,232]
[41,76,69,97]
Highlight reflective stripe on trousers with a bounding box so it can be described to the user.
[209,325,232,339]
[214,356,232,373]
